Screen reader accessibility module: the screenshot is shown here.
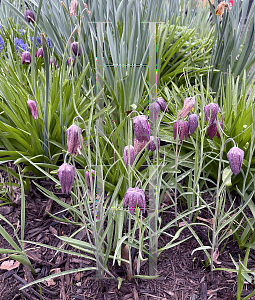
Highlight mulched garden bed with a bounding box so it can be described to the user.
[0,172,255,300]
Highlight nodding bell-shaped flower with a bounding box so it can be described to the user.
[57,163,75,194]
[133,115,150,142]
[24,10,35,23]
[67,57,75,67]
[156,97,168,113]
[134,137,149,154]
[27,100,38,119]
[216,121,223,138]
[85,169,96,189]
[66,124,83,156]
[188,114,198,135]
[149,102,160,123]
[178,97,195,118]
[204,103,219,125]
[207,121,217,139]
[71,42,81,56]
[147,136,160,151]
[21,51,31,65]
[227,147,244,175]
[173,120,189,141]
[123,187,146,214]
[124,145,136,167]
[35,48,43,58]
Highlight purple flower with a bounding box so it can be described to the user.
[133,115,150,142]
[21,51,31,64]
[71,42,81,56]
[57,163,75,194]
[24,10,35,24]
[156,97,168,113]
[227,147,244,175]
[149,102,161,123]
[27,100,38,119]
[123,187,146,214]
[134,137,149,154]
[66,124,83,156]
[178,97,195,118]
[173,120,189,141]
[204,103,219,125]
[124,145,136,167]
[50,58,59,70]
[46,37,52,48]
[14,37,29,52]
[188,114,198,135]
[85,169,96,189]
[35,48,43,58]
[70,0,78,16]
[206,122,217,139]
[67,57,75,67]
[0,36,4,52]
[147,136,160,151]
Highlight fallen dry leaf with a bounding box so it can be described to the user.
[43,278,56,286]
[0,260,20,270]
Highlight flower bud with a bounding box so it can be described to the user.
[188,114,198,135]
[71,42,81,56]
[204,103,219,125]
[66,124,83,156]
[156,97,168,113]
[124,145,136,167]
[227,147,244,175]
[21,51,31,65]
[123,187,146,214]
[67,57,75,67]
[133,115,150,142]
[27,100,38,119]
[178,97,195,118]
[57,163,75,194]
[173,120,188,141]
[207,122,217,139]
[24,10,35,23]
[85,169,95,189]
[147,136,160,151]
[35,48,43,58]
[50,58,59,70]
[149,102,160,123]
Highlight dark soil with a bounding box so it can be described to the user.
[0,173,255,300]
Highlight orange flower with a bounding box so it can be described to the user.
[215,2,230,20]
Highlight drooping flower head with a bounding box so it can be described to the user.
[156,97,168,113]
[124,145,136,167]
[178,97,195,118]
[188,114,198,135]
[24,10,35,23]
[149,102,160,123]
[21,51,31,64]
[227,147,244,175]
[133,115,150,142]
[71,41,81,56]
[204,103,219,125]
[206,121,217,139]
[57,163,75,194]
[66,124,83,156]
[27,100,38,119]
[70,0,78,16]
[85,169,96,189]
[173,120,189,141]
[147,136,160,152]
[35,48,43,58]
[123,187,146,214]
